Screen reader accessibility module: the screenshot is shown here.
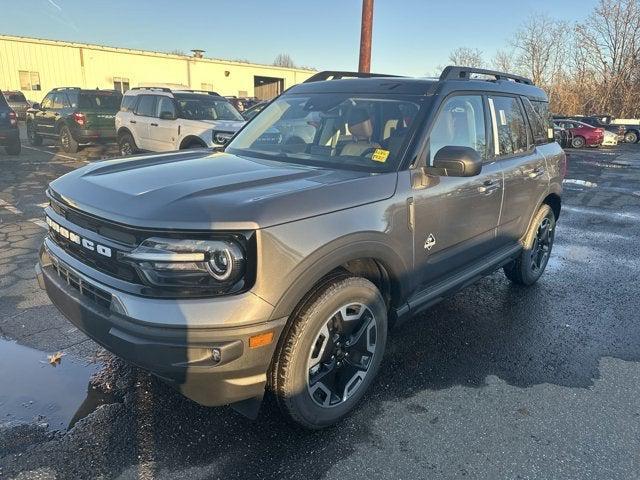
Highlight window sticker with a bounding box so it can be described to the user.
[499,110,507,126]
[371,149,390,162]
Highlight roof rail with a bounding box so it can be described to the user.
[172,89,221,96]
[130,86,172,93]
[303,70,403,83]
[51,87,81,91]
[439,66,533,85]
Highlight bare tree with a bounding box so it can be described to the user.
[273,53,296,68]
[492,49,517,73]
[448,47,485,68]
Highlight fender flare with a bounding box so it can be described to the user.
[179,135,207,149]
[117,126,134,140]
[268,233,411,320]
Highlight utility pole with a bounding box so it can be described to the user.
[358,0,374,73]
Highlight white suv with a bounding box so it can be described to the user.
[115,88,246,155]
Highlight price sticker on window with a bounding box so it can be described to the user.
[371,149,390,163]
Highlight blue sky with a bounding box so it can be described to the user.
[1,0,598,76]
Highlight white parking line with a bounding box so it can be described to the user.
[28,218,48,229]
[21,145,87,163]
[0,199,23,215]
[564,205,640,222]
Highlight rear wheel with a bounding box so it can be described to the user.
[270,276,387,429]
[27,122,43,146]
[5,139,21,155]
[571,136,585,148]
[118,132,138,156]
[624,130,638,144]
[504,204,555,286]
[59,125,79,153]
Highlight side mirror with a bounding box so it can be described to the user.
[31,103,41,110]
[432,146,482,177]
[159,111,176,120]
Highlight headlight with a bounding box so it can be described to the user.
[120,237,246,291]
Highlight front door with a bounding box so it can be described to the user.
[131,95,156,151]
[412,94,504,288]
[149,96,178,151]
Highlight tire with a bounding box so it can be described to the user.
[27,122,43,146]
[59,125,79,153]
[118,132,138,156]
[270,275,387,429]
[624,130,638,144]
[504,204,556,286]
[181,141,206,149]
[5,139,21,155]
[571,136,585,148]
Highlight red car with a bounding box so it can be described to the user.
[554,119,604,148]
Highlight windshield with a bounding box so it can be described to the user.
[77,92,122,111]
[226,93,424,172]
[175,95,244,121]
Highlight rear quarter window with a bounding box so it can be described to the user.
[120,95,138,112]
[523,98,552,145]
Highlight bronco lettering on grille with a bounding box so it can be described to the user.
[46,216,112,258]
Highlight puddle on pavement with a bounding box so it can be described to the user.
[0,338,115,430]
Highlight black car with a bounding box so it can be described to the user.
[27,88,122,153]
[0,91,21,155]
[2,90,30,120]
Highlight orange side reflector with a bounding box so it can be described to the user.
[249,331,274,349]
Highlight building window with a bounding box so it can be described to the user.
[113,77,130,93]
[19,71,41,91]
[201,83,214,92]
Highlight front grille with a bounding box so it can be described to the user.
[50,257,112,309]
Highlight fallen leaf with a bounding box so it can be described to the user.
[47,351,65,366]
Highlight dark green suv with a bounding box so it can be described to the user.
[26,88,122,153]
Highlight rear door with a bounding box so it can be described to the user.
[131,95,156,150]
[491,95,549,245]
[36,93,55,136]
[412,93,504,287]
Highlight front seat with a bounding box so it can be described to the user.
[341,108,380,156]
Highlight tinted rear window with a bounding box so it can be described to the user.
[524,98,552,145]
[78,92,122,110]
[7,93,27,102]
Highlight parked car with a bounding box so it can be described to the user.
[26,88,122,153]
[554,119,604,148]
[116,88,245,155]
[37,66,564,429]
[241,100,268,121]
[564,115,628,143]
[589,114,639,143]
[0,90,21,155]
[2,90,30,120]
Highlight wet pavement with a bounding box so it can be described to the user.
[0,135,639,479]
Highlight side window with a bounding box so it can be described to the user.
[156,96,176,118]
[135,95,157,117]
[522,98,550,145]
[428,95,486,164]
[489,96,530,156]
[52,93,69,109]
[120,95,138,112]
[41,94,54,109]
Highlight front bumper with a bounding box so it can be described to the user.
[37,240,286,407]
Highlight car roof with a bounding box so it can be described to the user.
[288,67,548,101]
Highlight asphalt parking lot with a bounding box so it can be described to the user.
[1,132,640,480]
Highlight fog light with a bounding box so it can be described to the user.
[211,348,222,363]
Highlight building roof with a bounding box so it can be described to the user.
[0,34,315,73]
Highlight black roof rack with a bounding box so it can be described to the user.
[51,87,81,91]
[439,66,533,85]
[130,86,172,93]
[173,89,222,96]
[304,70,404,83]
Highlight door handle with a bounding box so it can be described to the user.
[150,123,158,127]
[129,120,137,124]
[528,168,545,179]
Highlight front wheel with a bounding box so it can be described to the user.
[270,276,387,429]
[118,132,138,156]
[624,130,638,144]
[27,122,43,146]
[504,204,556,286]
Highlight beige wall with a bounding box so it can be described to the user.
[0,35,314,102]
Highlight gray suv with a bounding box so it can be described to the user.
[36,67,564,429]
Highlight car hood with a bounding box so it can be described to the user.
[181,119,245,132]
[49,150,397,230]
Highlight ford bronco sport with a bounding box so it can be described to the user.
[37,67,564,429]
[27,88,122,153]
[115,87,245,155]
